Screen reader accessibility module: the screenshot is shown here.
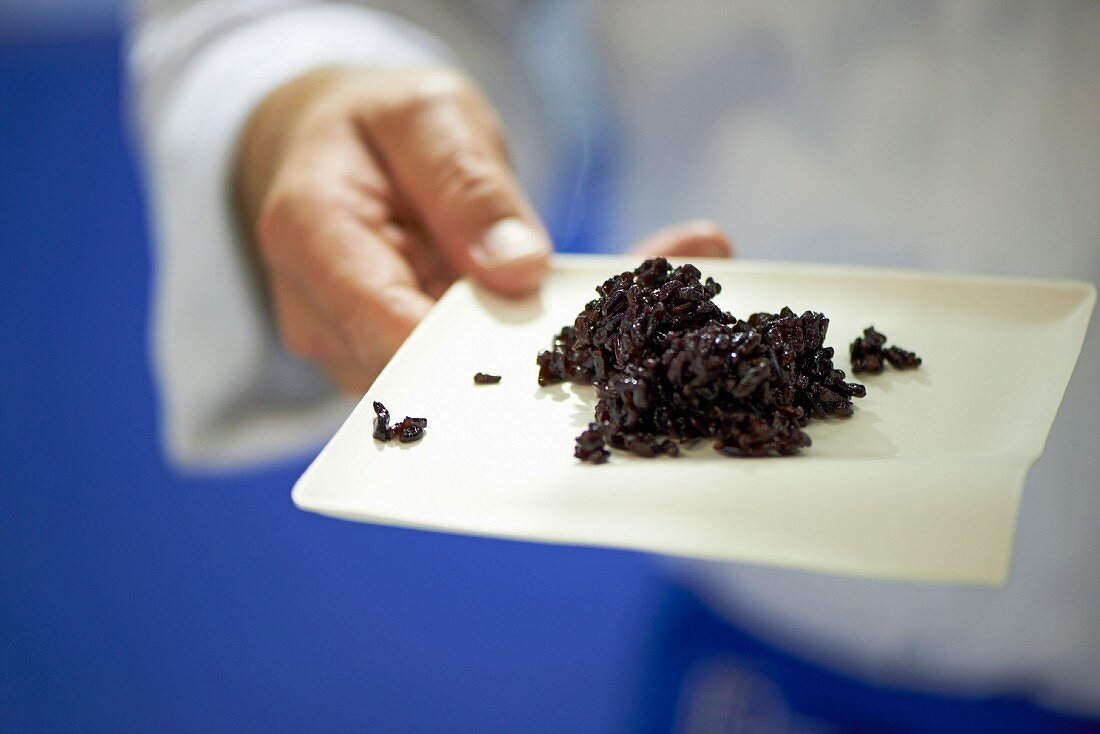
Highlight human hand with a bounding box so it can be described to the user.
[236,66,552,392]
[237,67,733,394]
[628,219,735,259]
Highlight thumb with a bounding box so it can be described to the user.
[361,72,551,296]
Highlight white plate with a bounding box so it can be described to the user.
[292,256,1095,585]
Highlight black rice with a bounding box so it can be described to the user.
[372,401,394,442]
[850,326,922,373]
[537,258,867,462]
[373,401,427,444]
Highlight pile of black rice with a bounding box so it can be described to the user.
[536,257,868,463]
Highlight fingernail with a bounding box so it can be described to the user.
[480,218,550,264]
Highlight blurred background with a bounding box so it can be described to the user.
[2,1,1098,732]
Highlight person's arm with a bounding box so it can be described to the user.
[129,1,733,471]
[234,63,555,392]
[128,1,463,469]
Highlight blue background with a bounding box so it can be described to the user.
[3,29,1099,734]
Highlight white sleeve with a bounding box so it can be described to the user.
[128,0,453,470]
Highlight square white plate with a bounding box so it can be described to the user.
[292,256,1095,585]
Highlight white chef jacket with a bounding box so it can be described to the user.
[129,0,1100,716]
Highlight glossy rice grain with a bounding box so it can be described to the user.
[537,258,868,462]
[372,401,394,442]
[373,401,427,444]
[850,326,922,373]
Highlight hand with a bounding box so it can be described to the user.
[237,66,733,393]
[628,219,735,259]
[237,66,552,392]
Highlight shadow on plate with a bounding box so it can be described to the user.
[473,284,545,324]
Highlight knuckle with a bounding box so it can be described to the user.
[430,148,509,213]
[407,68,476,108]
[369,68,476,126]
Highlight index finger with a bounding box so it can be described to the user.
[355,69,552,296]
[257,139,433,375]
